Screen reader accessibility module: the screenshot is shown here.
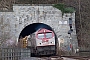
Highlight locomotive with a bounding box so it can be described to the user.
[27,28,56,56]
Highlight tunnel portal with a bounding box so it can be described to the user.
[19,23,54,39]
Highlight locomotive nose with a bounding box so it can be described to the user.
[42,39,49,42]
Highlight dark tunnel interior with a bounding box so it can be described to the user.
[19,23,54,39]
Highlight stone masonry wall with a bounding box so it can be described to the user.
[0,4,78,52]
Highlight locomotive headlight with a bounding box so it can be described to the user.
[51,42,53,43]
[40,43,41,45]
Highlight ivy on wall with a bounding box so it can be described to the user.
[53,3,75,14]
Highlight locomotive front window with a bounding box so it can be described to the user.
[46,32,52,38]
[38,33,44,38]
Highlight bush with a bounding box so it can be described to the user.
[53,3,75,14]
[64,7,75,13]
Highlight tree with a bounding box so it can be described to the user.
[0,0,18,10]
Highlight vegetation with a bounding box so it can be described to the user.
[0,0,90,50]
[63,0,90,50]
[53,4,75,14]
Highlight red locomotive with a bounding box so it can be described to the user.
[28,28,56,56]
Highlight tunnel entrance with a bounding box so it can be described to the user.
[18,23,53,40]
[18,23,57,54]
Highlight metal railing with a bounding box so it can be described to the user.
[0,47,31,60]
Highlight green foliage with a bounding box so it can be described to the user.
[53,4,65,13]
[64,7,75,13]
[53,4,75,14]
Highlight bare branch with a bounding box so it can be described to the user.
[0,0,18,10]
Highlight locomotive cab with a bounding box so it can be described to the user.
[36,28,55,47]
[30,28,56,56]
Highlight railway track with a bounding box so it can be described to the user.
[37,56,90,60]
[38,56,62,60]
[20,56,90,60]
[62,56,90,60]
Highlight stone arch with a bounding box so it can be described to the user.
[18,23,54,39]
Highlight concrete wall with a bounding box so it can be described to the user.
[0,4,78,52]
